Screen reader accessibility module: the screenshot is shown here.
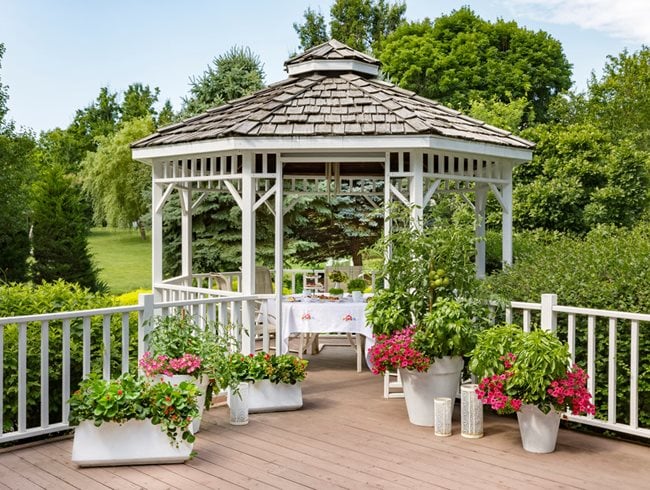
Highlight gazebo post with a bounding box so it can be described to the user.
[501,167,513,267]
[475,184,488,278]
[180,187,192,286]
[274,156,284,354]
[151,161,164,302]
[240,152,256,354]
[410,151,424,228]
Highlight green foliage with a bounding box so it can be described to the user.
[365,288,412,336]
[0,43,8,124]
[68,373,199,446]
[224,352,308,386]
[293,7,328,51]
[0,280,133,432]
[412,297,490,358]
[379,7,572,123]
[81,117,154,239]
[120,83,160,123]
[31,164,101,290]
[514,123,650,233]
[328,287,344,295]
[0,128,35,283]
[347,278,367,292]
[470,326,570,411]
[468,95,531,133]
[328,270,349,283]
[484,227,650,424]
[182,46,265,117]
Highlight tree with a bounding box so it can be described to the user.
[81,117,155,239]
[31,164,100,290]
[0,43,8,125]
[121,83,160,123]
[294,0,406,52]
[379,7,572,123]
[585,47,650,152]
[0,129,36,283]
[513,123,650,233]
[182,46,265,117]
[69,87,121,152]
[157,100,175,127]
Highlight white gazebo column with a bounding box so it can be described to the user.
[501,166,513,267]
[151,161,164,302]
[240,152,256,354]
[475,184,488,278]
[180,187,192,287]
[409,151,424,227]
[274,157,284,353]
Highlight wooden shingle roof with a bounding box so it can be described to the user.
[132,40,534,150]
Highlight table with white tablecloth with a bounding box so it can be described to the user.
[269,296,374,371]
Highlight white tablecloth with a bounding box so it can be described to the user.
[269,297,375,365]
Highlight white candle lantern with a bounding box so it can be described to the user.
[434,397,453,437]
[461,383,483,438]
[229,382,250,425]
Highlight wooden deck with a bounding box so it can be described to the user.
[1,345,649,489]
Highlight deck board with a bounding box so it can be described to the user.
[1,346,649,489]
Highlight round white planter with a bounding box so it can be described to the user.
[150,374,208,433]
[399,356,464,427]
[71,419,193,467]
[516,404,561,453]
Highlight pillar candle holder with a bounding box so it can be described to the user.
[229,382,250,425]
[434,397,453,437]
[461,383,483,438]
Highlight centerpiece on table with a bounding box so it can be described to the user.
[366,205,490,426]
[224,352,309,413]
[142,312,238,432]
[68,373,200,466]
[328,270,348,297]
[469,324,596,453]
[347,277,368,302]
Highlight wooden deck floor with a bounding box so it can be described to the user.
[1,345,649,489]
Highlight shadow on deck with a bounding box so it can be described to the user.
[1,345,649,489]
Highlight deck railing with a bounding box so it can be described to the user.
[0,292,648,444]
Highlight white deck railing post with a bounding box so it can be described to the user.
[540,293,557,332]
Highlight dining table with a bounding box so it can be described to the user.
[268,295,374,372]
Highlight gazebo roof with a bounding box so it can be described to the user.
[132,40,534,151]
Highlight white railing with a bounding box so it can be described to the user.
[0,293,258,444]
[1,291,648,444]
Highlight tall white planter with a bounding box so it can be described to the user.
[248,380,303,413]
[399,356,464,427]
[517,404,561,453]
[72,419,193,467]
[151,374,209,433]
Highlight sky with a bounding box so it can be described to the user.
[1,0,648,134]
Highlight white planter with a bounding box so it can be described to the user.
[150,374,209,433]
[249,380,303,413]
[351,291,363,302]
[71,419,193,467]
[517,404,561,453]
[228,380,303,413]
[399,356,463,427]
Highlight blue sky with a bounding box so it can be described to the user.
[1,0,648,133]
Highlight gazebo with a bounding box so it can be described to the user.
[131,40,534,352]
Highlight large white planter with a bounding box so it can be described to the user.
[399,356,464,427]
[517,404,561,453]
[228,380,303,413]
[151,374,208,433]
[71,419,193,467]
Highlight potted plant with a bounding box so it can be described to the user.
[68,373,200,466]
[469,324,596,453]
[144,313,238,432]
[328,270,348,290]
[225,352,308,413]
[347,278,367,302]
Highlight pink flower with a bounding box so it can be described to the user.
[139,352,202,377]
[368,326,430,375]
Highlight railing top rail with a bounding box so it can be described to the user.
[554,304,650,322]
[0,304,142,325]
[509,301,542,310]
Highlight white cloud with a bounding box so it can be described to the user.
[504,0,650,44]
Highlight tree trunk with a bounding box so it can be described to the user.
[137,220,147,241]
[352,250,363,266]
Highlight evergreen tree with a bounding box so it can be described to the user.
[31,164,101,290]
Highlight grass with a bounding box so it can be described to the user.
[88,228,151,294]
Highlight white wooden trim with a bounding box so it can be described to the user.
[286,59,379,77]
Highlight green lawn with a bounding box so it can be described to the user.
[88,228,151,294]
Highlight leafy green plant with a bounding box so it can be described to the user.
[412,297,489,358]
[328,270,348,284]
[347,278,367,292]
[68,373,200,446]
[328,287,344,295]
[223,352,308,386]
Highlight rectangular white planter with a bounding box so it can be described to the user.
[71,419,193,467]
[229,380,302,413]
